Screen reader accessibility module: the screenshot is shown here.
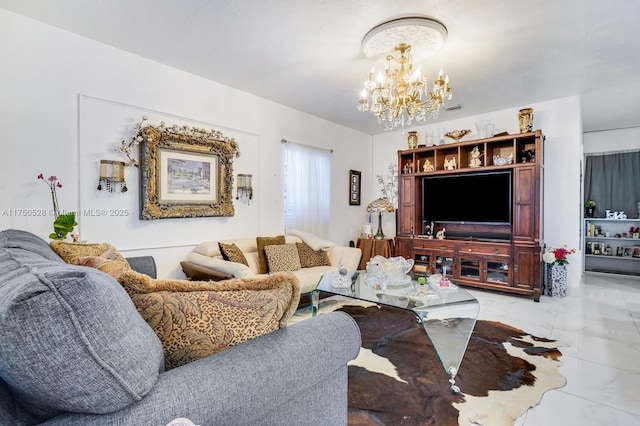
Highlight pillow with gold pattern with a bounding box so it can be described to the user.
[256,235,285,274]
[117,270,300,370]
[218,242,249,266]
[50,241,129,265]
[264,243,301,272]
[295,242,330,268]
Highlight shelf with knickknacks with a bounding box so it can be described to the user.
[402,162,414,174]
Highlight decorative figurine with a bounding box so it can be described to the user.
[506,152,514,164]
[469,146,482,168]
[444,157,457,170]
[493,155,506,166]
[423,158,435,172]
[436,228,446,240]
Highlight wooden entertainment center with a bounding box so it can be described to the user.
[395,130,544,301]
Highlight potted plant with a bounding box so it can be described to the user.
[38,174,78,240]
[585,200,596,218]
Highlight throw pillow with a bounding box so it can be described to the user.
[295,242,330,268]
[117,270,300,370]
[0,230,164,417]
[75,246,132,278]
[256,235,285,274]
[50,241,130,268]
[264,243,302,272]
[218,242,249,266]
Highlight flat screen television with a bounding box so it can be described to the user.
[422,170,512,225]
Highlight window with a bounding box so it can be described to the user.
[584,150,640,216]
[283,142,331,237]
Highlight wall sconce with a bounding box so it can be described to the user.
[236,174,253,204]
[97,160,128,193]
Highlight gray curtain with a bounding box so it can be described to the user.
[584,150,640,218]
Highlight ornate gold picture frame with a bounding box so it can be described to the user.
[138,121,240,219]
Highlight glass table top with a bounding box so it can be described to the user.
[313,270,480,393]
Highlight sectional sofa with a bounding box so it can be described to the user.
[181,232,362,295]
[0,229,361,425]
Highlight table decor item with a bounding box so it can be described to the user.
[407,131,419,149]
[518,108,534,133]
[444,129,471,143]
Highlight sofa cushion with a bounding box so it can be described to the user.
[265,243,301,272]
[74,246,132,278]
[0,231,164,417]
[296,242,330,268]
[117,270,300,370]
[256,235,285,273]
[50,241,130,266]
[218,242,249,266]
[0,228,64,263]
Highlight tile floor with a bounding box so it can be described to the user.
[468,274,640,426]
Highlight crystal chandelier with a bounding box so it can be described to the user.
[357,17,452,131]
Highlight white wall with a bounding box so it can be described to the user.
[583,127,640,153]
[370,97,584,288]
[0,10,371,278]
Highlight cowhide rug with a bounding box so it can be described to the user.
[294,299,567,426]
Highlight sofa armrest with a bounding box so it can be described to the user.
[42,311,361,426]
[328,246,362,271]
[186,252,255,278]
[126,256,157,278]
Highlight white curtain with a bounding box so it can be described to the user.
[283,142,331,237]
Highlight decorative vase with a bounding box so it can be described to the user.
[585,205,595,218]
[518,108,534,133]
[546,263,567,298]
[407,131,419,149]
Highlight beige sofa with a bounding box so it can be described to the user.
[182,233,362,295]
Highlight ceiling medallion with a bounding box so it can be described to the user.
[358,16,452,131]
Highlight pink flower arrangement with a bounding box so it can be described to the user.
[543,246,576,266]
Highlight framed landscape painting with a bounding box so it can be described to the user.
[138,121,239,219]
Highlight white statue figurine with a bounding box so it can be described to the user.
[423,158,435,172]
[444,157,457,170]
[436,228,446,240]
[469,146,482,168]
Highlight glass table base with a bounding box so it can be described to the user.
[313,271,479,393]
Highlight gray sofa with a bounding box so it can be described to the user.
[0,229,361,425]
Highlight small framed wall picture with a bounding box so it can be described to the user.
[349,170,361,206]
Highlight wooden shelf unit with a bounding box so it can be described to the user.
[395,130,545,301]
[583,218,640,278]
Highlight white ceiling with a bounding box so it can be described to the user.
[2,0,639,135]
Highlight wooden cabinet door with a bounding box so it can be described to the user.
[394,237,413,258]
[513,166,537,241]
[513,244,542,301]
[397,176,414,235]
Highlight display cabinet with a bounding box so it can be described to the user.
[584,218,640,277]
[395,130,544,301]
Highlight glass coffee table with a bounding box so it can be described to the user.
[312,271,479,393]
